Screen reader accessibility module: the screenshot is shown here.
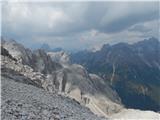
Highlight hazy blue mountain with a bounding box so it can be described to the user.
[40,43,63,52]
[71,37,160,112]
[41,43,51,52]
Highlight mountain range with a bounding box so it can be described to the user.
[71,37,160,112]
[1,37,160,119]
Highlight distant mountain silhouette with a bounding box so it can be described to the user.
[40,43,63,52]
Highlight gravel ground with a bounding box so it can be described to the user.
[1,76,107,120]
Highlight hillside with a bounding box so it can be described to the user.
[1,37,160,119]
[71,37,160,112]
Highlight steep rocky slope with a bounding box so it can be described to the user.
[1,38,122,118]
[2,75,160,120]
[1,37,160,119]
[1,76,106,120]
[71,37,160,112]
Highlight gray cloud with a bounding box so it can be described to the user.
[128,24,151,33]
[1,1,160,50]
[100,10,158,33]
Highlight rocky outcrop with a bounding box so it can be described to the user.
[1,38,62,74]
[1,37,34,66]
[33,49,62,74]
[1,46,17,61]
[47,51,70,66]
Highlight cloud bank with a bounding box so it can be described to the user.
[2,1,160,51]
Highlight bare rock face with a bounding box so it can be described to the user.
[1,38,62,74]
[47,51,70,66]
[33,49,62,74]
[1,46,17,61]
[1,37,34,65]
[1,38,159,119]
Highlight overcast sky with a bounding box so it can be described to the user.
[2,1,160,51]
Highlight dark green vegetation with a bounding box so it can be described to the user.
[71,37,160,112]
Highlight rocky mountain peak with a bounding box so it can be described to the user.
[40,43,51,52]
